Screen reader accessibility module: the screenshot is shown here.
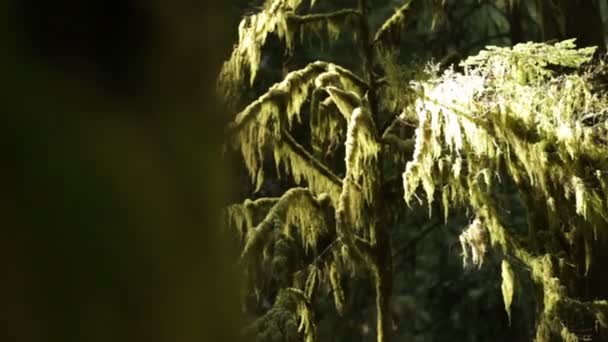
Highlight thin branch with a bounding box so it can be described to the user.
[239,187,331,261]
[225,61,329,136]
[292,237,342,278]
[287,9,361,24]
[392,218,441,265]
[380,133,415,155]
[332,65,370,93]
[424,96,490,129]
[373,0,414,45]
[380,112,406,137]
[281,128,344,188]
[225,61,368,137]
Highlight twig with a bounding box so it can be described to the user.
[292,237,343,277]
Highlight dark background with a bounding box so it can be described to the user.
[2,1,243,341]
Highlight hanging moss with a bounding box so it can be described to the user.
[289,9,360,49]
[218,0,366,102]
[328,257,346,315]
[238,187,333,261]
[244,288,317,342]
[218,0,304,100]
[402,39,608,339]
[337,106,381,239]
[459,217,489,268]
[226,62,363,200]
[221,0,608,339]
[501,259,515,325]
[373,0,413,47]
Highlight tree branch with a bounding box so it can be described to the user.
[225,61,329,136]
[373,0,413,45]
[287,9,361,24]
[240,187,332,261]
[225,61,368,137]
[292,237,342,278]
[392,218,441,268]
[281,128,344,189]
[357,1,393,341]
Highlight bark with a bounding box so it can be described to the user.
[539,0,604,49]
[357,1,393,341]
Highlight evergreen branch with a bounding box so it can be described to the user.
[380,113,401,136]
[380,133,415,155]
[287,9,361,24]
[375,77,389,87]
[331,66,369,94]
[379,114,416,154]
[225,62,367,138]
[424,96,491,130]
[240,187,332,261]
[280,129,344,189]
[380,112,418,137]
[225,197,282,239]
[225,61,329,137]
[373,0,414,45]
[292,237,343,278]
[392,218,441,266]
[291,234,372,279]
[325,86,362,120]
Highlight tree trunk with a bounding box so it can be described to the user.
[509,1,524,45]
[539,0,604,49]
[357,1,393,341]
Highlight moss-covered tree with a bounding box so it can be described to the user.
[220,1,608,341]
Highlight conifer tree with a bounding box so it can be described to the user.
[220,1,608,341]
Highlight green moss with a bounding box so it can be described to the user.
[402,40,608,338]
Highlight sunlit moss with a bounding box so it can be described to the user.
[459,217,489,268]
[329,260,346,315]
[218,0,364,102]
[402,40,608,339]
[373,0,413,47]
[501,259,515,325]
[218,0,302,99]
[338,106,381,241]
[238,187,333,261]
[222,1,608,338]
[226,62,362,200]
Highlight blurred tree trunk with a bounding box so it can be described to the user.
[509,1,524,45]
[539,0,604,48]
[1,1,242,342]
